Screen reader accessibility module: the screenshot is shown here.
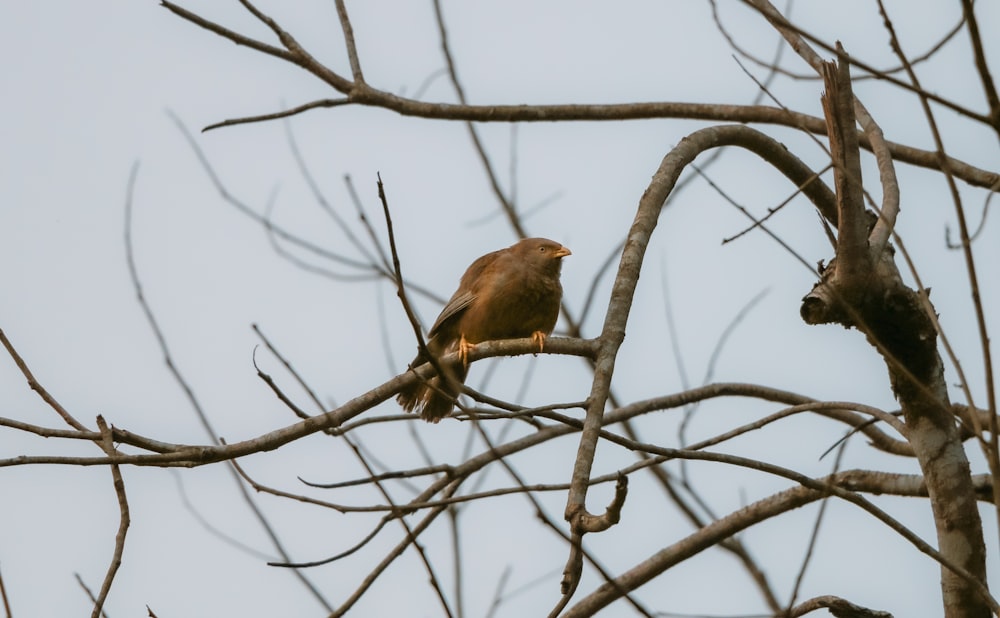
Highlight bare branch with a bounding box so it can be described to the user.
[90,416,129,618]
[877,0,1000,594]
[333,0,364,83]
[564,123,835,539]
[124,160,334,611]
[74,574,108,618]
[160,1,295,63]
[960,0,1000,133]
[431,0,525,238]
[203,98,351,132]
[0,328,88,432]
[820,51,868,287]
[787,595,892,618]
[562,456,998,616]
[742,0,992,126]
[1,564,13,618]
[163,1,1000,194]
[327,484,458,617]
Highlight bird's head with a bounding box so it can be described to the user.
[512,237,571,274]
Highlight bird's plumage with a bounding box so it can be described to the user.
[397,237,570,422]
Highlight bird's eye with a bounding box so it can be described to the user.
[539,246,547,253]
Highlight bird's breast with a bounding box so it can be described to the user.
[460,275,562,343]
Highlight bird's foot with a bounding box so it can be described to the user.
[458,334,474,368]
[531,330,547,354]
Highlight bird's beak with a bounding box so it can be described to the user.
[553,245,572,258]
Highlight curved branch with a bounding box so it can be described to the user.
[565,124,837,533]
[787,595,891,618]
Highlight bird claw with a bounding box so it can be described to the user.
[458,334,474,368]
[531,331,546,354]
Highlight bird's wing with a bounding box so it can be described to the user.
[427,249,501,338]
[428,290,476,337]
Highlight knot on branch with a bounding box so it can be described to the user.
[801,250,941,403]
[568,473,629,535]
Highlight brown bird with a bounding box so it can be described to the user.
[397,237,571,422]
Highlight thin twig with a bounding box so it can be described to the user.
[168,111,380,274]
[712,0,965,86]
[459,416,649,617]
[283,123,381,268]
[333,0,364,82]
[123,159,334,611]
[160,1,295,63]
[163,2,1000,191]
[203,98,350,132]
[741,0,992,126]
[786,440,849,612]
[74,574,108,618]
[374,173,454,403]
[327,484,460,617]
[693,160,818,273]
[879,0,1000,568]
[562,448,998,615]
[960,0,1000,133]
[252,311,455,614]
[431,0,524,237]
[0,329,87,431]
[90,416,130,618]
[0,563,12,618]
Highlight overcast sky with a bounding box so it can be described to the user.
[2,1,998,616]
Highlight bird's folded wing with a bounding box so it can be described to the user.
[428,291,476,337]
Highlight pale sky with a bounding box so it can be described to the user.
[1,1,998,616]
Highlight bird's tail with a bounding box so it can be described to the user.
[397,353,468,423]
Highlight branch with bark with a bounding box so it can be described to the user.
[3,1,998,616]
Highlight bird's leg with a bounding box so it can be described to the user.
[457,334,474,368]
[531,330,547,353]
